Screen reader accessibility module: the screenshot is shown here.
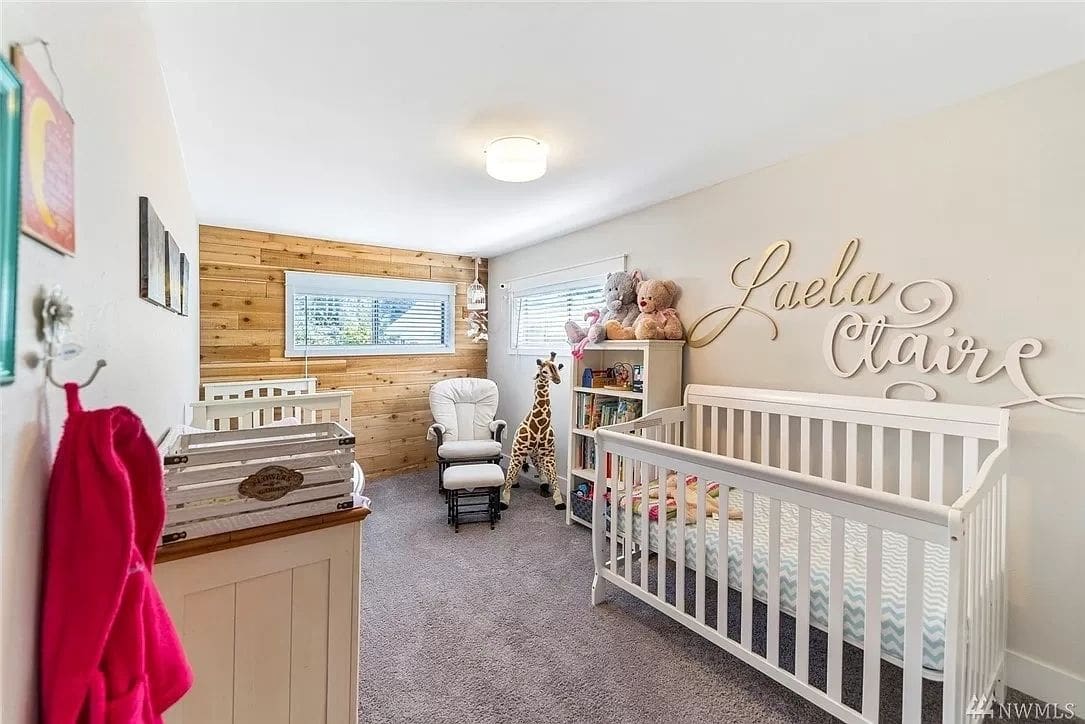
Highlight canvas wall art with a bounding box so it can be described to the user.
[179,252,190,317]
[13,45,74,256]
[139,196,167,306]
[165,231,182,313]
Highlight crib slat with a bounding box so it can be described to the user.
[827,515,844,701]
[676,469,686,614]
[623,455,634,584]
[780,414,791,471]
[639,460,650,591]
[985,488,996,701]
[979,494,990,697]
[760,413,770,465]
[972,507,980,703]
[610,457,619,580]
[900,429,913,498]
[742,410,752,461]
[845,422,858,485]
[903,537,925,724]
[962,437,979,493]
[930,432,945,504]
[695,475,707,624]
[841,421,859,484]
[741,490,754,649]
[863,526,883,721]
[795,506,811,683]
[710,407,720,455]
[944,524,965,724]
[657,481,668,601]
[725,409,735,456]
[998,476,1008,687]
[767,498,781,666]
[822,420,834,480]
[799,417,811,474]
[694,404,703,452]
[717,485,730,636]
[871,425,885,492]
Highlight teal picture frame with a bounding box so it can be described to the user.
[0,57,22,385]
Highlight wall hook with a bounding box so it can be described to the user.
[36,286,107,389]
[45,357,107,389]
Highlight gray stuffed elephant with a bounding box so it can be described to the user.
[566,270,641,357]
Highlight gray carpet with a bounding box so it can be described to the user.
[358,468,1047,723]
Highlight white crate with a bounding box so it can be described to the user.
[162,421,356,545]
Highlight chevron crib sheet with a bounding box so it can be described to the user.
[622,489,949,674]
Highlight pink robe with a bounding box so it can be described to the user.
[41,384,192,723]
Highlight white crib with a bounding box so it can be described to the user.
[591,384,1008,724]
[191,377,352,431]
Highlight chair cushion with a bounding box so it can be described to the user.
[443,463,505,491]
[438,439,502,460]
[429,378,499,443]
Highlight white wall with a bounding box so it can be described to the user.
[489,62,1085,705]
[0,3,198,720]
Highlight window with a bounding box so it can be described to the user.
[286,271,455,357]
[504,255,625,355]
[510,280,605,352]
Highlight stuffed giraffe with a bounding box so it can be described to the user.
[501,352,566,510]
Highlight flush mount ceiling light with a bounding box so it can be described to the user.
[484,136,547,182]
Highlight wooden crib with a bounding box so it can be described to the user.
[591,384,1009,724]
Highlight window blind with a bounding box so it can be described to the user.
[286,272,455,356]
[512,281,604,351]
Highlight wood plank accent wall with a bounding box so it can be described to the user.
[198,225,488,478]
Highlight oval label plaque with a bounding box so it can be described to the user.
[238,465,304,502]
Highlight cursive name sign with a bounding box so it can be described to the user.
[688,239,1084,414]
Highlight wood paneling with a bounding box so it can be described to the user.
[199,225,488,478]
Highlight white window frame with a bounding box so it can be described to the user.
[285,270,456,357]
[506,255,626,356]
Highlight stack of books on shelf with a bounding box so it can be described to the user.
[576,438,596,471]
[575,393,643,431]
[604,454,629,483]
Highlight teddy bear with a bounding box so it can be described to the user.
[632,278,684,340]
[566,270,642,355]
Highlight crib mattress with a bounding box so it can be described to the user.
[620,490,949,673]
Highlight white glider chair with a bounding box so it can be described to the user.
[427,378,507,494]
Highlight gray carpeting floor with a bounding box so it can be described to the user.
[358,468,1046,723]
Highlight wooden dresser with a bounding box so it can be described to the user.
[154,507,369,723]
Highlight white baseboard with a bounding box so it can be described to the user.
[1007,649,1085,708]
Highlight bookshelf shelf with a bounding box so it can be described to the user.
[569,512,592,527]
[565,339,684,529]
[571,386,645,401]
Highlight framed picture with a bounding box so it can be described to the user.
[13,45,75,256]
[138,196,167,306]
[179,252,190,317]
[0,57,22,385]
[165,231,182,313]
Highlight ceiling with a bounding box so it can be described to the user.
[148,2,1085,258]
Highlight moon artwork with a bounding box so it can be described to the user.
[13,46,75,256]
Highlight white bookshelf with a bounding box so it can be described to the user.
[565,340,684,527]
